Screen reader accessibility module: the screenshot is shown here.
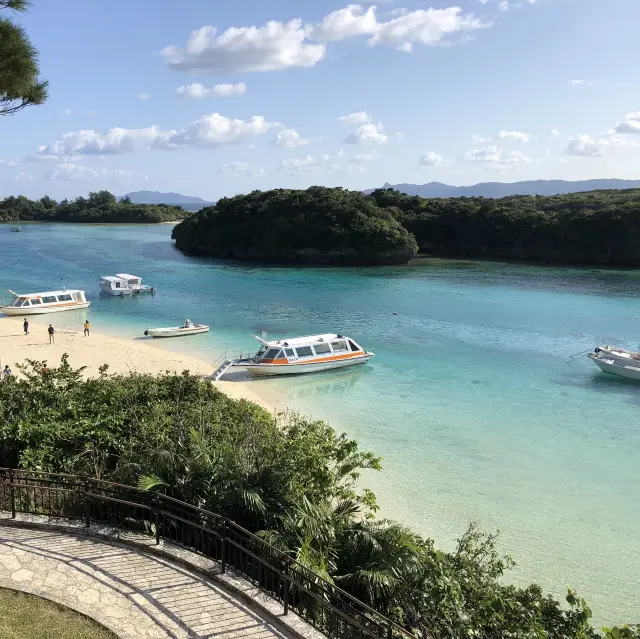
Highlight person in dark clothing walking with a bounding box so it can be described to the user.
[23,318,29,335]
[48,324,55,344]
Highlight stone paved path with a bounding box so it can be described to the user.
[0,525,294,639]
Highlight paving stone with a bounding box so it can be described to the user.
[0,525,296,639]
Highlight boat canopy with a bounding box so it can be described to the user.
[116,273,141,284]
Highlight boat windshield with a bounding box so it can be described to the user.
[263,348,282,360]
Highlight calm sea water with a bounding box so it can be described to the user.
[1,223,639,623]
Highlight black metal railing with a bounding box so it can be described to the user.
[0,468,416,639]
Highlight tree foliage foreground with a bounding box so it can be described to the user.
[0,0,48,116]
[0,357,636,638]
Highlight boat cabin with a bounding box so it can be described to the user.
[254,334,364,364]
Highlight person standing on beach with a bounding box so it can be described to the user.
[83,319,90,337]
[48,324,55,344]
[23,318,29,335]
[3,365,12,378]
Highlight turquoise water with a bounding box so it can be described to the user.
[1,223,639,623]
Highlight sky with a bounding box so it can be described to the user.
[1,0,640,201]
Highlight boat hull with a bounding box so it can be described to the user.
[589,355,640,380]
[146,326,209,338]
[100,286,133,296]
[243,353,373,376]
[1,302,90,316]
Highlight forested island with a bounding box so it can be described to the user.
[0,191,186,223]
[171,186,418,265]
[172,186,640,267]
[0,357,635,639]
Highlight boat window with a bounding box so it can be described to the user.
[314,343,331,354]
[20,299,30,306]
[295,346,313,357]
[73,293,82,302]
[41,296,57,304]
[331,340,347,352]
[58,294,73,302]
[264,348,282,360]
[114,281,121,288]
[348,340,361,352]
[284,349,295,358]
[30,298,42,305]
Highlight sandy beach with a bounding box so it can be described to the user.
[0,316,273,411]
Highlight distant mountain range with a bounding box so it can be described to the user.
[118,191,213,211]
[363,179,640,198]
[118,180,640,210]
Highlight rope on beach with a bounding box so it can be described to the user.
[56,325,80,335]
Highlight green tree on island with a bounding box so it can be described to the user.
[0,0,48,116]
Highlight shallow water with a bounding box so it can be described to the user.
[1,223,639,623]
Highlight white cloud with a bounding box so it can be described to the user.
[14,172,35,182]
[614,111,640,134]
[344,122,388,145]
[565,132,633,157]
[551,128,561,136]
[497,130,531,143]
[137,93,152,101]
[569,79,602,87]
[565,134,604,157]
[279,153,342,174]
[464,145,531,170]
[162,20,326,74]
[60,108,72,116]
[162,6,487,74]
[219,162,264,178]
[44,162,132,182]
[35,113,280,158]
[175,82,247,98]
[368,7,487,51]
[350,150,378,164]
[473,130,531,144]
[311,4,378,41]
[0,159,17,168]
[271,128,308,148]
[419,151,444,166]
[338,111,372,125]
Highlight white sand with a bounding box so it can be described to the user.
[0,316,273,411]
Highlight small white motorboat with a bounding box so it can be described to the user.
[588,345,640,380]
[100,274,155,296]
[144,319,209,338]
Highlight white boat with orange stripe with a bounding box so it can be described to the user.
[1,288,90,316]
[233,333,374,377]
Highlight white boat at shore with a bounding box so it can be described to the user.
[100,274,155,296]
[0,289,90,315]
[213,333,374,379]
[588,345,640,380]
[144,320,209,338]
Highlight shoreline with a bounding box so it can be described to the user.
[0,316,275,412]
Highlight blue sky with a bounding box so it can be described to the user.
[1,0,640,200]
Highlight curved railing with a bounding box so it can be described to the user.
[0,468,416,639]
